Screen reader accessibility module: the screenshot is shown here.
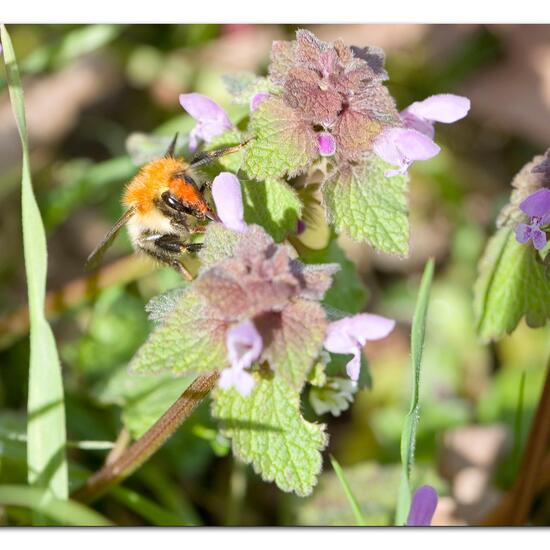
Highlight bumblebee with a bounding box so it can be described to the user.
[86,135,245,279]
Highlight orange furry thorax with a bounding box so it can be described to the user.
[123,157,207,214]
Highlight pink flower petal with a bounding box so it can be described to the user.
[226,320,263,371]
[394,128,440,162]
[219,367,256,396]
[212,172,247,232]
[318,132,336,157]
[519,188,550,219]
[250,92,270,112]
[345,349,362,381]
[324,313,395,380]
[374,128,440,176]
[373,128,406,168]
[405,94,470,124]
[400,110,435,139]
[179,93,233,149]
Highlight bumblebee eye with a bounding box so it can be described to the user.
[161,191,185,212]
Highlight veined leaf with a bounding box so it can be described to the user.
[212,374,327,496]
[395,259,434,525]
[323,157,409,255]
[474,228,550,342]
[244,97,317,180]
[128,288,226,376]
[1,24,68,500]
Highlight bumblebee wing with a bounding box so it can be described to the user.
[85,207,135,270]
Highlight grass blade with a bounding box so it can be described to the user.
[1,25,69,499]
[395,258,434,525]
[0,485,111,526]
[512,371,527,476]
[330,455,366,526]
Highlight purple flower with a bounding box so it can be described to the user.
[219,320,263,396]
[179,93,233,151]
[373,128,440,177]
[318,132,336,157]
[250,91,270,112]
[374,93,470,177]
[515,188,550,250]
[211,172,247,232]
[407,485,438,526]
[401,94,471,140]
[323,313,395,381]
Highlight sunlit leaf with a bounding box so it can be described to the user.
[212,374,327,496]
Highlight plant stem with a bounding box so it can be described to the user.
[480,354,550,525]
[71,370,219,504]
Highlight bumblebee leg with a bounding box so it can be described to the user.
[137,233,203,280]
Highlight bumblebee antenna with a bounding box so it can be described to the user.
[190,139,251,169]
[164,132,179,158]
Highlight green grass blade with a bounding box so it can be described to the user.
[395,259,434,525]
[1,25,68,499]
[330,455,366,526]
[110,486,190,526]
[0,485,111,526]
[512,371,527,475]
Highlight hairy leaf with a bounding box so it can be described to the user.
[474,228,550,342]
[258,300,327,391]
[212,374,327,496]
[323,157,409,255]
[244,97,317,180]
[242,179,302,242]
[198,223,241,270]
[129,288,227,376]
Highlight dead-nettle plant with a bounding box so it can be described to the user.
[115,29,471,497]
[474,149,550,343]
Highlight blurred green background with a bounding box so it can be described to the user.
[0,24,549,526]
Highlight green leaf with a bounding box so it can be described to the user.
[474,228,550,342]
[323,157,409,255]
[0,485,111,526]
[128,288,226,376]
[330,456,366,526]
[244,97,317,180]
[395,259,434,525]
[198,223,241,270]
[212,374,327,496]
[259,300,327,392]
[300,238,368,314]
[242,179,302,242]
[94,366,195,438]
[1,25,69,499]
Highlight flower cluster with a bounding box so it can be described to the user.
[515,188,550,250]
[206,172,395,394]
[262,30,399,164]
